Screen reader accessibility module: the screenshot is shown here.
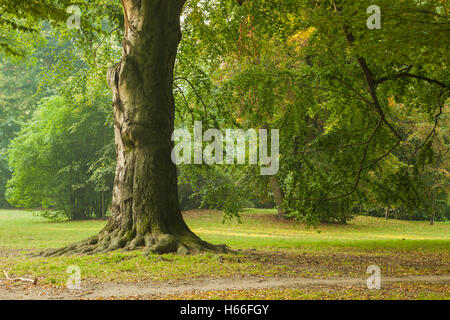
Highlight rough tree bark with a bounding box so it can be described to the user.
[43,0,227,256]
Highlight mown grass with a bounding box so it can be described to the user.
[190,209,450,252]
[0,210,105,250]
[0,209,448,290]
[1,209,448,251]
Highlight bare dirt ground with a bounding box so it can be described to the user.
[1,274,449,300]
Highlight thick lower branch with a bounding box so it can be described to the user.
[376,73,449,89]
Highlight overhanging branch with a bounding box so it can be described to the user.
[376,73,449,89]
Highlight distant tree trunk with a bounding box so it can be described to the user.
[430,155,439,226]
[430,188,436,226]
[43,0,226,256]
[101,191,105,219]
[384,206,390,220]
[269,175,288,219]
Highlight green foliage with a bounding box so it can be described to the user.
[178,0,448,224]
[178,164,252,221]
[6,96,113,220]
[0,3,120,215]
[0,0,120,56]
[0,50,46,207]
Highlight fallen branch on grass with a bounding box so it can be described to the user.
[3,270,37,285]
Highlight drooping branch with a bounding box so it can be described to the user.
[174,77,211,122]
[174,83,195,122]
[344,30,402,142]
[407,102,444,165]
[314,117,383,202]
[292,21,405,202]
[376,73,449,89]
[291,116,386,202]
[297,27,405,201]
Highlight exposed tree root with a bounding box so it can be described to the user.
[37,230,231,257]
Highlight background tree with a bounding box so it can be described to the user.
[0,30,54,208]
[7,95,114,220]
[174,0,449,225]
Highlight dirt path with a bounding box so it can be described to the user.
[1,275,449,300]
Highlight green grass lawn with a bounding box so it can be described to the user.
[0,209,448,296]
[1,208,448,252]
[0,210,105,250]
[190,208,450,252]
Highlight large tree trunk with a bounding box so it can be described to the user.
[43,0,226,256]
